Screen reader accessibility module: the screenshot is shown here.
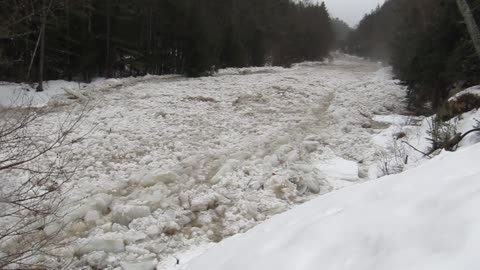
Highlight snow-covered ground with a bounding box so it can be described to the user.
[180,139,480,270]
[1,56,412,269]
[372,109,480,175]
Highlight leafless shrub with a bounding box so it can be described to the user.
[377,137,407,176]
[0,102,90,269]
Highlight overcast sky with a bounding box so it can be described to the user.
[322,0,386,27]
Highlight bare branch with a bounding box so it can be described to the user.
[0,98,89,268]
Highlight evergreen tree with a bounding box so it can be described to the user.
[0,0,336,82]
[331,18,351,50]
[346,0,480,111]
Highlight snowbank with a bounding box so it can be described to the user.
[449,85,480,101]
[371,106,480,179]
[0,79,110,108]
[0,75,178,108]
[0,81,66,108]
[181,142,480,270]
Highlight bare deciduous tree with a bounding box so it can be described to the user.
[0,101,89,269]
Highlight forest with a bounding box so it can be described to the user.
[0,0,334,87]
[345,0,480,112]
[2,0,480,112]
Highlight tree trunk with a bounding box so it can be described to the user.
[66,0,72,81]
[37,0,47,92]
[105,0,111,77]
[456,0,480,61]
[26,27,43,81]
[87,0,92,33]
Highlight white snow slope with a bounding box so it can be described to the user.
[1,56,409,269]
[182,142,480,270]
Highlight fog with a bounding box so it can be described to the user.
[323,0,386,27]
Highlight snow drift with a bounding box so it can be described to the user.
[182,143,480,270]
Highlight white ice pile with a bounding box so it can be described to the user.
[180,140,480,270]
[171,84,480,270]
[1,56,412,269]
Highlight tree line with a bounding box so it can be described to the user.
[345,0,480,112]
[0,0,334,89]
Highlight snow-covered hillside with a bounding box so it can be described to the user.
[1,56,412,269]
[180,140,480,270]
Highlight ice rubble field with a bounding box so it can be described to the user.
[1,57,417,269]
[181,142,480,270]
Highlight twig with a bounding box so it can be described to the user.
[401,140,433,158]
[451,128,480,151]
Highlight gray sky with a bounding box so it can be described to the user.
[322,0,386,27]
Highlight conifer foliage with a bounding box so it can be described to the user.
[331,18,351,49]
[0,0,334,81]
[345,0,480,111]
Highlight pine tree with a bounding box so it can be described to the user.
[0,0,338,81]
[346,0,480,111]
